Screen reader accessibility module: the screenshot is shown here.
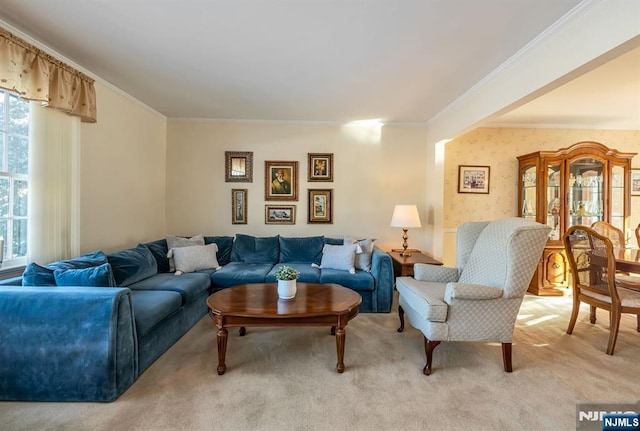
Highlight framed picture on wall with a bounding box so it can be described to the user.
[231,189,247,224]
[308,189,333,223]
[308,153,334,182]
[265,161,298,201]
[265,205,296,224]
[631,169,640,196]
[457,165,490,194]
[225,151,253,182]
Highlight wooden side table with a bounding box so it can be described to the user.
[388,251,443,278]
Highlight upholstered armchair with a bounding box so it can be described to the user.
[396,217,550,375]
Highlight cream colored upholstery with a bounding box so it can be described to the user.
[396,217,550,375]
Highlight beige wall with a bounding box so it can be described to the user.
[442,127,640,265]
[79,82,167,253]
[166,120,428,252]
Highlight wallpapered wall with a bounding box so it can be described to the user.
[442,127,640,265]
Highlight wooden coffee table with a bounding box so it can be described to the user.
[206,282,362,375]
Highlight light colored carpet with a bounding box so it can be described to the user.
[1,293,639,431]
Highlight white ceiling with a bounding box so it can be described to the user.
[0,0,638,129]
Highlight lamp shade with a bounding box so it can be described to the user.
[390,205,421,228]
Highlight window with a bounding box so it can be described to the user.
[0,89,29,267]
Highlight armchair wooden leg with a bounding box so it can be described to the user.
[636,314,639,333]
[423,337,441,376]
[397,306,405,333]
[589,305,597,324]
[502,343,513,372]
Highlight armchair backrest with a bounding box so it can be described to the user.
[458,218,551,298]
[455,221,489,272]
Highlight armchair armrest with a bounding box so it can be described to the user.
[0,286,138,401]
[414,263,459,283]
[444,283,503,303]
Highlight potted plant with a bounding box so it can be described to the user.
[274,265,300,300]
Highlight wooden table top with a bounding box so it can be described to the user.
[387,251,443,266]
[207,283,362,318]
[613,247,640,274]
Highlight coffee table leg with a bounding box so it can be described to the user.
[217,327,228,375]
[335,323,346,373]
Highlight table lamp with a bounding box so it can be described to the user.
[390,204,421,257]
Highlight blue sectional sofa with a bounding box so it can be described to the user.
[0,234,393,402]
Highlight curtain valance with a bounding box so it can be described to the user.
[0,27,96,123]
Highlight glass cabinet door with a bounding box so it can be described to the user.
[521,165,537,220]
[610,164,625,232]
[546,164,561,240]
[567,157,603,230]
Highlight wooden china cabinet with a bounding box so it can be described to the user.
[517,141,636,296]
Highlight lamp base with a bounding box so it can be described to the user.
[391,248,421,254]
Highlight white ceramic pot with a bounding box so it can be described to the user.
[277,279,297,300]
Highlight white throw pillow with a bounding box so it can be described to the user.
[345,237,376,272]
[171,243,220,274]
[166,235,205,272]
[318,244,357,274]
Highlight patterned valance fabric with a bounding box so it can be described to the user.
[0,28,96,123]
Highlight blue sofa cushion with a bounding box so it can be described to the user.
[319,269,374,291]
[22,251,109,286]
[53,263,117,287]
[107,244,158,287]
[266,263,320,283]
[130,290,182,337]
[324,237,344,246]
[141,239,170,273]
[204,236,234,266]
[231,234,279,264]
[279,236,324,264]
[128,272,211,305]
[210,262,274,289]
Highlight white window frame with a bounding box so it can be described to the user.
[0,89,29,269]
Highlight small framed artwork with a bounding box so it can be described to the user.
[265,161,298,201]
[225,151,253,182]
[308,189,333,223]
[265,205,296,224]
[631,169,640,196]
[231,189,247,224]
[308,153,334,182]
[458,165,490,194]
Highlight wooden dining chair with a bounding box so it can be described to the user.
[636,223,640,248]
[590,221,624,247]
[564,226,640,354]
[589,221,628,324]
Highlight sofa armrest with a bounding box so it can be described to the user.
[0,275,23,286]
[414,264,459,283]
[0,286,138,401]
[370,246,394,312]
[444,283,503,303]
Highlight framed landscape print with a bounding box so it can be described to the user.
[631,169,640,196]
[231,189,247,224]
[265,205,296,224]
[308,189,333,223]
[308,153,334,182]
[457,165,490,194]
[225,151,253,183]
[265,161,298,201]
